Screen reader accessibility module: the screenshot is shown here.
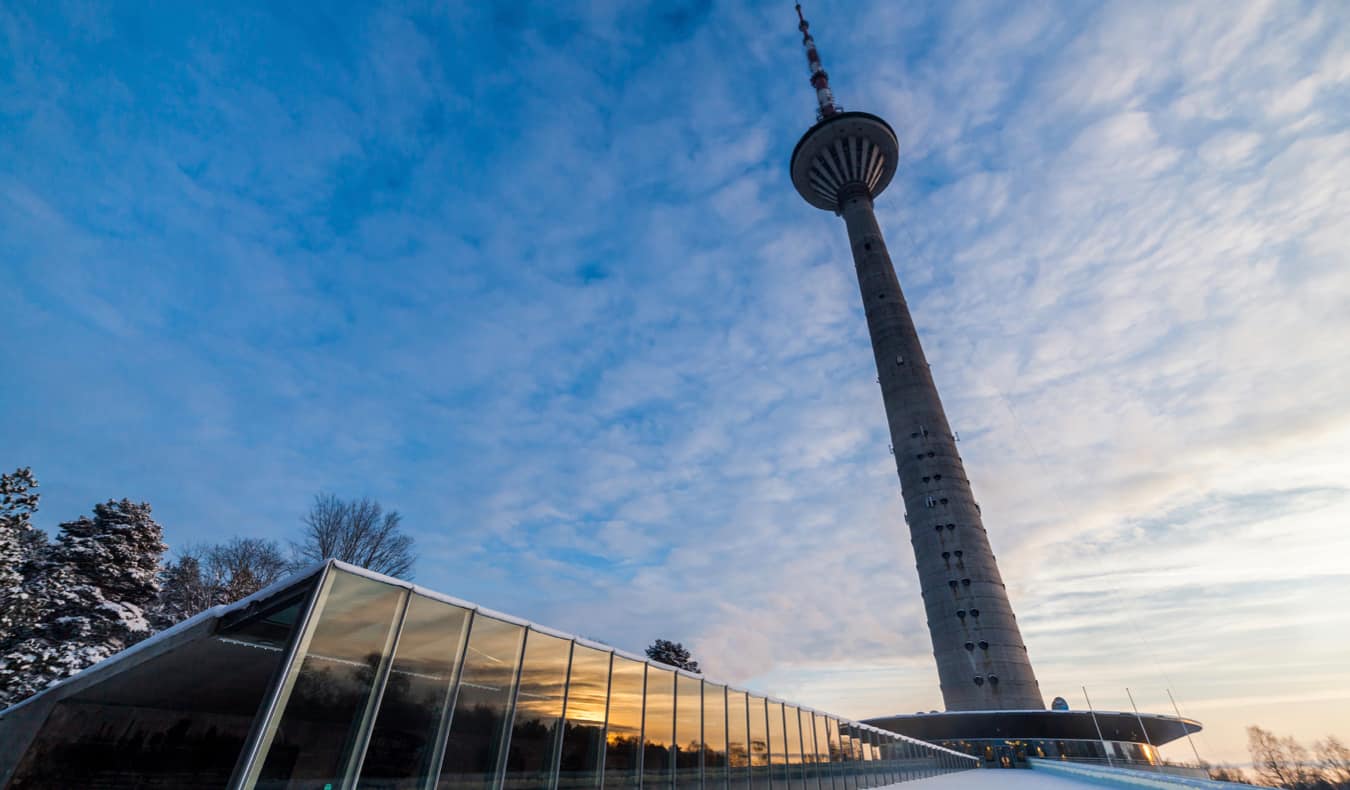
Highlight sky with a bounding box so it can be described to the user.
[2,0,1348,767]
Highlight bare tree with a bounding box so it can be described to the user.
[151,537,289,628]
[292,493,415,578]
[1248,726,1323,789]
[1317,736,1350,788]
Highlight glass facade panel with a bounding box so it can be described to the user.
[859,730,874,789]
[643,665,676,788]
[437,615,526,790]
[675,673,702,790]
[702,682,728,790]
[812,713,832,790]
[784,706,805,790]
[767,701,788,789]
[747,696,770,789]
[254,570,406,789]
[360,593,472,789]
[726,690,750,790]
[504,631,572,790]
[604,656,646,790]
[557,646,611,790]
[826,718,847,788]
[6,585,309,789]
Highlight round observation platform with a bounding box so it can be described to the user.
[790,111,900,211]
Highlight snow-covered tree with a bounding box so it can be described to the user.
[645,638,701,673]
[0,468,41,641]
[0,499,167,706]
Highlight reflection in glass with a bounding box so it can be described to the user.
[841,725,860,789]
[604,657,646,790]
[254,570,406,788]
[504,631,572,790]
[7,587,308,789]
[859,730,874,789]
[830,721,843,790]
[702,683,728,790]
[727,690,750,790]
[437,616,526,790]
[643,666,675,788]
[784,706,805,790]
[557,646,610,790]
[767,701,788,789]
[360,594,472,789]
[674,673,702,790]
[812,712,832,790]
[747,696,769,789]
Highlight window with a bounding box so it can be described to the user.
[940,551,949,560]
[748,696,770,789]
[768,701,789,788]
[728,690,751,790]
[362,593,472,788]
[675,673,702,790]
[557,646,612,790]
[924,497,936,508]
[963,642,974,651]
[988,676,999,687]
[644,667,676,789]
[978,641,988,651]
[939,498,948,505]
[503,630,572,790]
[785,707,807,790]
[961,579,971,587]
[437,615,527,790]
[973,678,984,687]
[947,581,958,590]
[604,657,646,789]
[956,610,966,619]
[704,683,729,790]
[253,569,407,788]
[953,550,962,558]
[969,609,980,618]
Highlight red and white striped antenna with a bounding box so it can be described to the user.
[796,3,841,120]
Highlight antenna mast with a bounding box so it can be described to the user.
[795,3,841,120]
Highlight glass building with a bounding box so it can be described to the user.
[0,561,977,789]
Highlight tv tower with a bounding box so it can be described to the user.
[789,4,1044,712]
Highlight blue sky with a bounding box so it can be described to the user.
[3,0,1348,765]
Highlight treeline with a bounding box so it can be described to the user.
[0,467,415,708]
[1217,726,1350,789]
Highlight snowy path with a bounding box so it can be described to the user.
[901,769,1101,788]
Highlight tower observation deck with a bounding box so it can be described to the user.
[789,5,1043,712]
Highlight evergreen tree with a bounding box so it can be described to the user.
[645,638,701,673]
[0,499,167,706]
[0,468,41,642]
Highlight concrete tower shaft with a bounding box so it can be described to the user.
[791,109,1044,711]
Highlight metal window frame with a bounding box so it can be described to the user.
[342,587,413,789]
[229,561,334,789]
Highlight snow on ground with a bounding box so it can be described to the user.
[902,770,1101,788]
